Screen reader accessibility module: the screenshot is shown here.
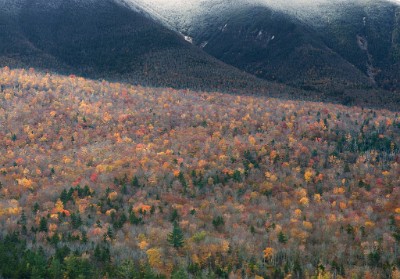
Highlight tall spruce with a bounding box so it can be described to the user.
[167,221,185,248]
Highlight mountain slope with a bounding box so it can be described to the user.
[0,0,280,93]
[192,6,372,91]
[0,0,399,109]
[127,0,400,94]
[314,1,400,91]
[192,1,400,92]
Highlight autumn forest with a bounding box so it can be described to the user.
[0,67,399,278]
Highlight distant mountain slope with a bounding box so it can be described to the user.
[192,6,372,92]
[128,0,400,94]
[314,1,400,91]
[0,0,280,93]
[192,2,400,92]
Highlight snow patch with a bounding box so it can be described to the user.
[184,35,193,44]
[200,41,209,48]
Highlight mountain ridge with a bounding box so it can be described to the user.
[0,0,399,110]
[127,0,400,95]
[0,0,289,94]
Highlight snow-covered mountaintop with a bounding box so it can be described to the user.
[3,0,398,25]
[123,0,400,32]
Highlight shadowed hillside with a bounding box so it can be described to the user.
[0,0,399,110]
[192,6,372,91]
[125,0,400,108]
[0,0,281,93]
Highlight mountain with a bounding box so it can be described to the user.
[192,6,372,91]
[0,0,399,109]
[0,0,283,93]
[0,3,399,278]
[128,0,400,94]
[312,1,400,92]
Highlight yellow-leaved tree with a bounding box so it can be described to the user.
[146,248,163,270]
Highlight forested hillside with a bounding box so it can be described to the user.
[128,0,400,103]
[0,67,399,278]
[191,2,400,94]
[0,0,283,94]
[1,0,400,111]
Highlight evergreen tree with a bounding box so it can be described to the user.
[49,233,60,247]
[94,244,110,263]
[81,231,88,244]
[113,213,127,229]
[55,245,71,262]
[21,225,27,235]
[117,260,136,279]
[250,225,256,234]
[48,258,62,279]
[71,213,82,229]
[39,217,48,232]
[170,209,179,223]
[232,170,242,182]
[83,185,91,197]
[60,189,69,204]
[178,172,187,191]
[32,202,40,214]
[171,268,188,279]
[278,231,288,244]
[129,211,143,225]
[167,222,185,248]
[121,184,128,195]
[20,210,27,226]
[107,227,114,240]
[212,216,225,229]
[131,176,140,188]
[67,188,74,200]
[64,255,93,278]
[20,211,28,235]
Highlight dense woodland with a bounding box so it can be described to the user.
[0,67,399,278]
